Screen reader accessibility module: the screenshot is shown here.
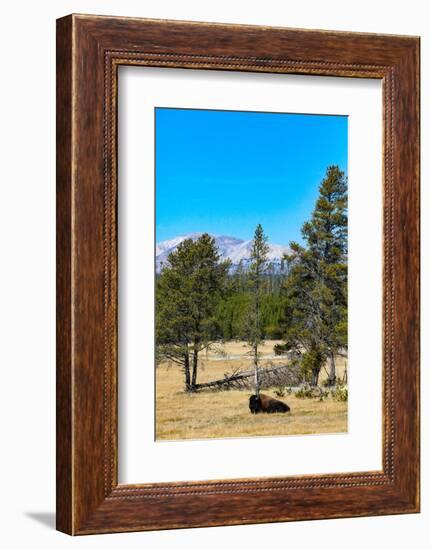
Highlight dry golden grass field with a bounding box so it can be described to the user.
[156,341,348,441]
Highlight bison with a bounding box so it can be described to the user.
[249,393,290,414]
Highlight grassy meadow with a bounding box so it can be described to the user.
[156,340,348,441]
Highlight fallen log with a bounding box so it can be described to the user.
[194,364,302,392]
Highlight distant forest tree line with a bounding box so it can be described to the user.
[156,166,347,391]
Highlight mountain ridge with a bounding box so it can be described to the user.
[156,232,290,272]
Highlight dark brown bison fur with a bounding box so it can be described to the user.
[249,393,290,414]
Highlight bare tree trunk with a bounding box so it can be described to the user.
[183,351,191,392]
[253,276,260,397]
[191,344,199,390]
[327,350,337,386]
[311,368,320,386]
[254,341,260,397]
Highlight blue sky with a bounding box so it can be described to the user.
[155,108,347,246]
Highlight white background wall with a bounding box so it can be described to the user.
[0,1,428,548]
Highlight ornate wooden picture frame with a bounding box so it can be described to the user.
[56,14,420,535]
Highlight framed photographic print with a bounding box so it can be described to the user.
[56,14,420,535]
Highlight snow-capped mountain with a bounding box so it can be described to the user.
[156,233,290,273]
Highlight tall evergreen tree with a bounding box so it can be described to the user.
[283,165,347,386]
[156,234,230,391]
[246,224,269,396]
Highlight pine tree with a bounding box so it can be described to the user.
[156,234,230,391]
[247,224,269,397]
[283,166,347,386]
[306,165,347,384]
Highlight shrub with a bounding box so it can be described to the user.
[294,385,329,400]
[274,343,289,356]
[265,325,284,340]
[274,386,286,398]
[333,386,348,402]
[294,387,316,399]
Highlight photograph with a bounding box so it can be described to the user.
[0,1,424,544]
[155,107,348,441]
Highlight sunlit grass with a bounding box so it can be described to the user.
[156,341,348,441]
